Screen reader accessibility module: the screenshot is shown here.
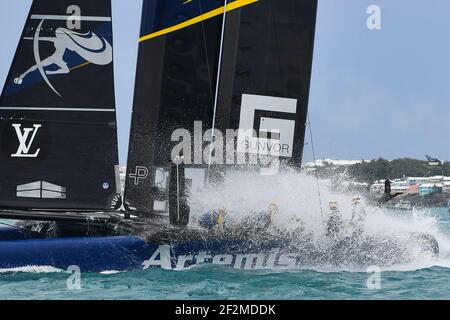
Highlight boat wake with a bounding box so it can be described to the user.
[0,266,64,274]
[188,168,450,272]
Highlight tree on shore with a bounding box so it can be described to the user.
[315,158,449,184]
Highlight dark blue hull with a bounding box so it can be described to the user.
[0,225,281,272]
[0,225,440,272]
[0,226,298,272]
[0,226,152,272]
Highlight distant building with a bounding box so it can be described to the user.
[443,177,450,193]
[426,155,442,166]
[391,180,409,194]
[419,184,443,196]
[370,176,450,196]
[428,176,445,184]
[406,177,429,186]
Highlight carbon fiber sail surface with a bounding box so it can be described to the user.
[0,0,119,211]
[125,0,318,216]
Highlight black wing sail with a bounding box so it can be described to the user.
[125,0,317,217]
[228,0,317,166]
[125,0,228,216]
[0,0,119,211]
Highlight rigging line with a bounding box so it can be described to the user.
[307,113,325,226]
[208,0,229,173]
[198,0,220,185]
[197,0,215,110]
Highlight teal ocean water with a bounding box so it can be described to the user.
[0,208,449,300]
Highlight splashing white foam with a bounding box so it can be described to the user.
[188,168,450,271]
[100,270,123,275]
[0,266,63,274]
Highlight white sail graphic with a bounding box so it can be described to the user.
[14,21,113,97]
[17,181,66,199]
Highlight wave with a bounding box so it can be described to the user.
[0,265,63,274]
[100,270,124,275]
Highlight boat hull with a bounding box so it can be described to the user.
[0,225,440,272]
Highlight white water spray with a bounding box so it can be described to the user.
[189,168,450,271]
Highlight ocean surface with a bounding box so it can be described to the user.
[0,207,449,300]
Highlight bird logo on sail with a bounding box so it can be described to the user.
[13,16,113,97]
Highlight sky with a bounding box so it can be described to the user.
[0,0,449,164]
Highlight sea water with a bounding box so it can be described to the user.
[0,171,449,300]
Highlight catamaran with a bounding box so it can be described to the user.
[0,0,439,272]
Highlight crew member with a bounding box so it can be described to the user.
[288,215,313,241]
[241,203,279,233]
[258,203,279,229]
[326,201,344,237]
[350,196,367,237]
[199,208,228,232]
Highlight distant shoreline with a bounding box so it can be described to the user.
[380,193,449,208]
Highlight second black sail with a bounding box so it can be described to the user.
[125,0,318,218]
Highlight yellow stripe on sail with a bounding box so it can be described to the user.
[139,0,259,42]
[70,61,91,71]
